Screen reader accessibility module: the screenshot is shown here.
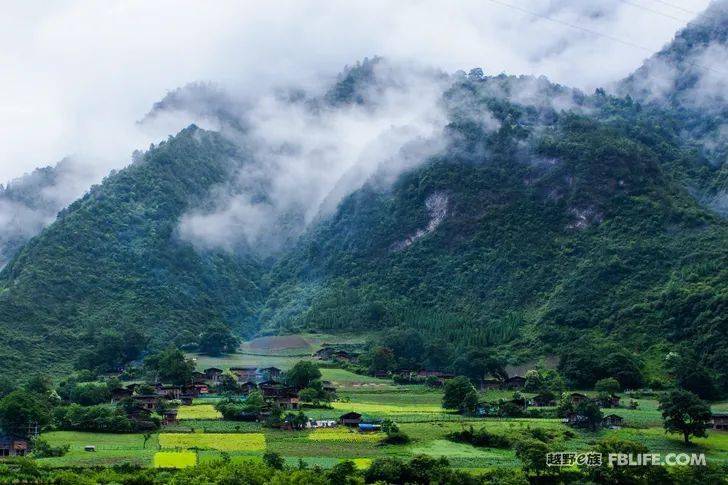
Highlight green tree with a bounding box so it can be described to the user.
[442,376,478,414]
[263,451,285,470]
[367,346,396,374]
[0,390,50,437]
[198,324,239,356]
[659,390,711,444]
[143,348,195,385]
[575,400,603,431]
[594,377,620,394]
[514,439,550,476]
[284,361,322,389]
[217,372,240,394]
[585,439,670,484]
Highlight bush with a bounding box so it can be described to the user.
[381,431,411,445]
[447,426,511,449]
[30,437,69,458]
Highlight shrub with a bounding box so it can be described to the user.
[30,437,69,458]
[447,426,511,448]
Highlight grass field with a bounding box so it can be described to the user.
[34,334,728,472]
[177,404,223,420]
[154,451,197,468]
[307,428,382,442]
[36,431,157,467]
[159,433,266,452]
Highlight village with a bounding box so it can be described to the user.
[1,335,727,473]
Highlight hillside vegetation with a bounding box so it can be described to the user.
[0,6,726,395]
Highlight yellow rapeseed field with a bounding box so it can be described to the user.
[159,433,266,451]
[153,451,197,468]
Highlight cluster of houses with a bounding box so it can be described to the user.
[312,347,358,364]
[562,392,624,429]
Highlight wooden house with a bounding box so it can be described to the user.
[339,412,363,427]
[530,393,557,407]
[273,395,300,410]
[110,387,133,403]
[480,378,502,390]
[0,435,28,457]
[162,409,179,426]
[203,367,224,382]
[131,395,159,411]
[191,371,207,384]
[155,385,182,400]
[569,393,589,406]
[241,381,258,395]
[599,394,621,408]
[502,376,526,390]
[259,367,282,380]
[711,412,728,430]
[230,366,258,381]
[322,381,337,394]
[602,414,624,429]
[313,347,336,360]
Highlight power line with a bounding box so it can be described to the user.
[486,0,657,55]
[485,0,727,78]
[618,0,692,23]
[650,0,701,16]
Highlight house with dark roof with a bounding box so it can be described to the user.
[259,367,282,380]
[203,368,224,382]
[711,412,728,430]
[230,366,258,381]
[569,393,589,406]
[602,414,624,428]
[0,435,29,457]
[502,376,526,390]
[339,412,363,426]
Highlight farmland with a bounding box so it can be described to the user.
[29,334,728,473]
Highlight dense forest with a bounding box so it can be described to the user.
[0,3,726,396]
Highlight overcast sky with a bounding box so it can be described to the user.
[0,0,711,183]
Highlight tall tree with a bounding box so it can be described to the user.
[659,390,712,444]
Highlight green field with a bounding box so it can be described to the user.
[159,433,266,452]
[154,451,197,468]
[36,431,157,467]
[177,404,223,420]
[34,336,728,472]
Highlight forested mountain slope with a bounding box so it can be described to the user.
[0,127,264,374]
[619,0,728,213]
[0,5,726,392]
[260,73,727,393]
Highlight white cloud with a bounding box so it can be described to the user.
[0,0,709,183]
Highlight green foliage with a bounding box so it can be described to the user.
[29,437,69,458]
[442,376,478,414]
[594,378,621,394]
[263,451,285,470]
[52,404,144,433]
[0,126,263,378]
[584,439,670,484]
[285,361,322,389]
[0,389,50,437]
[658,389,712,444]
[144,348,195,385]
[574,400,604,431]
[447,426,511,449]
[198,324,239,356]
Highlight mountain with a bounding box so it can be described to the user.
[619,0,728,214]
[0,127,264,374]
[260,73,727,391]
[0,160,87,269]
[0,7,726,393]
